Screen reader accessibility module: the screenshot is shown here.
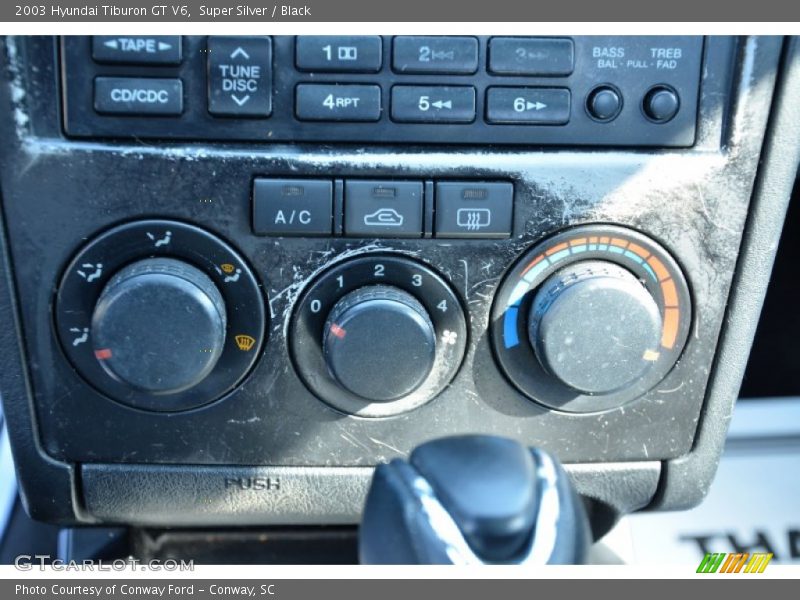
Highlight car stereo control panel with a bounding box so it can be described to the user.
[62,35,703,146]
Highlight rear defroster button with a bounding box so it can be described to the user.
[434,181,513,239]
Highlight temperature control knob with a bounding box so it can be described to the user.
[491,225,691,412]
[528,261,662,395]
[91,257,227,395]
[323,286,436,402]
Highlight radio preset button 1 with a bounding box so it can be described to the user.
[94,77,183,116]
[295,36,382,72]
[207,36,273,117]
[253,179,333,236]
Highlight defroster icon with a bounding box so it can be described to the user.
[456,208,492,231]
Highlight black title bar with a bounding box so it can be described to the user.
[3,0,800,22]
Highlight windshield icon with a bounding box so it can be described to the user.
[363,208,404,227]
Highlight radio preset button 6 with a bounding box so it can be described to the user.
[486,87,571,125]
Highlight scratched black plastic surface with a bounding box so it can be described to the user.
[0,36,777,471]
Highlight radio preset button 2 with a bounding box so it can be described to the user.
[392,36,479,74]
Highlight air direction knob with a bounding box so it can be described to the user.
[91,257,227,395]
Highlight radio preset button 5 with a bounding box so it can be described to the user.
[391,86,476,124]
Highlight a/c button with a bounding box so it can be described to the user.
[253,179,333,236]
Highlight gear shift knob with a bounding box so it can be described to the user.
[359,435,591,564]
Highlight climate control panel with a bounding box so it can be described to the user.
[53,219,691,420]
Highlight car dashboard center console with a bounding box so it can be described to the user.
[0,35,799,530]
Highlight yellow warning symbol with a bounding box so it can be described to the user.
[235,335,256,352]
